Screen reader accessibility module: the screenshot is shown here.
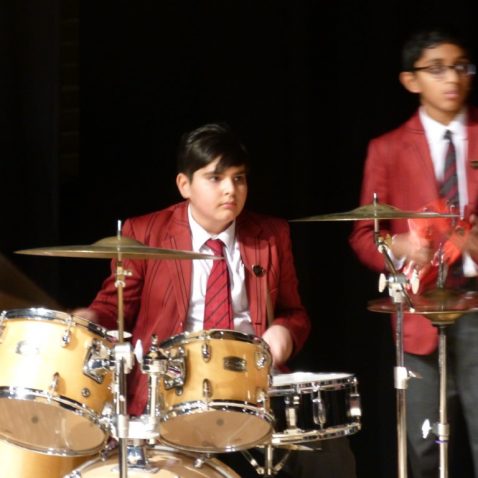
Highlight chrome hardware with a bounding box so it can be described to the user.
[81,387,91,398]
[201,342,211,362]
[313,391,327,427]
[255,350,268,369]
[0,311,6,342]
[48,372,60,396]
[163,347,186,391]
[83,338,111,384]
[61,314,75,347]
[285,394,300,429]
[203,378,212,398]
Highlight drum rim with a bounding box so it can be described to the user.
[160,329,266,348]
[0,307,111,339]
[0,387,110,456]
[271,422,362,446]
[270,372,356,391]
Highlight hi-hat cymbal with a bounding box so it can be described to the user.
[16,236,220,260]
[291,203,459,222]
[368,288,478,324]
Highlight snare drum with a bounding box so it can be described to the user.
[157,329,273,453]
[65,445,240,477]
[0,308,113,456]
[269,372,361,449]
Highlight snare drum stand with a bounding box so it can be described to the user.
[374,218,418,478]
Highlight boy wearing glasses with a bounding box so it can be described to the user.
[350,29,478,477]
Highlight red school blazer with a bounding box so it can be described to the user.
[349,108,478,355]
[89,200,311,415]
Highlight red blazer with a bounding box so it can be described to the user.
[90,201,311,415]
[350,109,478,355]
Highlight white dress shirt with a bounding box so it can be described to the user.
[185,205,255,333]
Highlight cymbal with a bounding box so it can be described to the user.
[16,236,220,261]
[368,288,478,324]
[291,203,459,222]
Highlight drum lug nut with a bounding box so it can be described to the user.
[81,387,91,398]
[201,342,211,362]
[202,378,212,398]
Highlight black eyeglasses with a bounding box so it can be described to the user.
[412,63,476,78]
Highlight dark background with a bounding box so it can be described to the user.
[3,1,478,476]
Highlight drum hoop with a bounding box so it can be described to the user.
[270,372,356,393]
[160,329,264,348]
[272,422,361,445]
[0,307,111,339]
[161,399,274,423]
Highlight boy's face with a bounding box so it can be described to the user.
[400,43,473,124]
[176,157,248,234]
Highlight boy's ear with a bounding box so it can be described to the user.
[176,173,191,199]
[399,71,421,94]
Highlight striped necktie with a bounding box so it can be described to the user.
[441,129,459,210]
[203,239,233,330]
[441,129,463,284]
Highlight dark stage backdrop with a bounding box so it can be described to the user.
[3,1,478,476]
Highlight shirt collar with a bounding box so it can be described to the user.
[188,204,236,252]
[419,106,467,141]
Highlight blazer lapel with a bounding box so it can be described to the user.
[237,213,269,329]
[163,203,193,328]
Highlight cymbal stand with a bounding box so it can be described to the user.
[111,221,135,478]
[373,208,416,478]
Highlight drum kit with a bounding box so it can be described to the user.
[0,222,363,478]
[2,196,474,478]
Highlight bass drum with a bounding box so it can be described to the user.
[0,440,88,478]
[66,445,240,477]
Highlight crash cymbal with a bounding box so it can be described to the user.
[368,288,478,324]
[291,203,459,222]
[16,236,219,260]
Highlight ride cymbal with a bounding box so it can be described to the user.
[16,236,219,261]
[291,203,459,222]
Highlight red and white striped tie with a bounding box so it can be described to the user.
[203,239,233,330]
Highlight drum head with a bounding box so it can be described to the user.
[0,396,107,455]
[160,409,272,453]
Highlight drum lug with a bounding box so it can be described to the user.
[83,338,111,384]
[163,347,186,391]
[285,394,300,429]
[202,378,212,398]
[312,392,327,428]
[348,391,362,419]
[48,372,60,396]
[61,315,75,347]
[255,350,269,369]
[256,387,268,407]
[201,342,211,362]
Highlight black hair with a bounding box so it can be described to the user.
[177,123,250,179]
[401,28,471,71]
